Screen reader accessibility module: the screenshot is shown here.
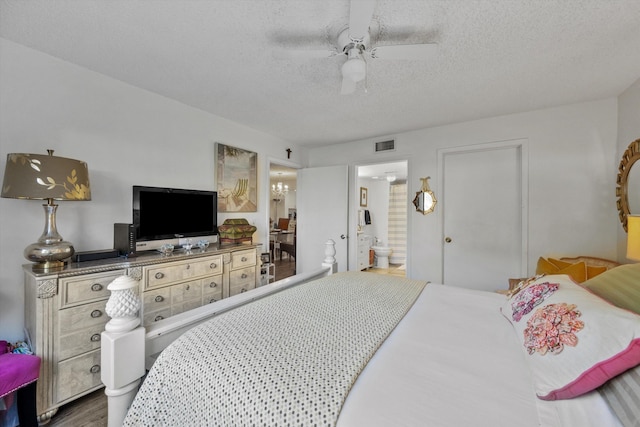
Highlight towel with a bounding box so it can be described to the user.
[358,210,366,227]
[364,210,371,225]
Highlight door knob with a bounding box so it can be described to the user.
[445,237,452,243]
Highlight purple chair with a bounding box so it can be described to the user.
[0,341,40,427]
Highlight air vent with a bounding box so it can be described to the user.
[374,139,395,153]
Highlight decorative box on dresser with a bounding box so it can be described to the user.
[23,244,260,423]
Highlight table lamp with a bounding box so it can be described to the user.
[627,215,640,262]
[1,150,91,271]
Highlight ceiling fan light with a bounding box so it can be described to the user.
[341,57,366,82]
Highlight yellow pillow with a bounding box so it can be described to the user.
[548,258,573,269]
[549,257,608,280]
[586,265,608,279]
[536,257,559,275]
[536,257,587,283]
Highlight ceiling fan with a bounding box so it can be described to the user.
[274,0,437,95]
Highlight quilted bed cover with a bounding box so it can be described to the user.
[124,274,621,426]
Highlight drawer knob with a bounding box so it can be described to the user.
[90,365,100,374]
[209,282,218,288]
[241,273,248,279]
[240,288,247,293]
[241,256,248,262]
[154,295,164,303]
[185,284,190,291]
[155,272,165,280]
[209,298,217,303]
[91,283,103,292]
[154,315,164,322]
[90,310,102,318]
[185,264,191,270]
[210,262,217,269]
[90,334,101,342]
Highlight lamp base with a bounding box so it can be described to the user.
[24,240,75,272]
[24,203,75,271]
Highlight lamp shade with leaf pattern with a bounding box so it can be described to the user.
[2,150,91,270]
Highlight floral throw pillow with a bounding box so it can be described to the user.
[501,274,640,400]
[523,302,583,355]
[510,281,559,322]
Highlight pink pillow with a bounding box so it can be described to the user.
[500,274,640,400]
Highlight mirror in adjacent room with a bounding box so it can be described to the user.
[616,138,640,232]
[413,176,437,215]
[269,163,297,281]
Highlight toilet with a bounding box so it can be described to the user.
[372,245,392,269]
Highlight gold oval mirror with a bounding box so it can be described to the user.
[413,177,437,215]
[616,138,640,232]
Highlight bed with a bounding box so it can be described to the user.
[100,245,640,427]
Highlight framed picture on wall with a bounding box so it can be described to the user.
[360,187,368,207]
[215,143,258,212]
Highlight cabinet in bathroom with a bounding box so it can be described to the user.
[357,235,373,270]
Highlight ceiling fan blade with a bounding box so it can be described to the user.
[349,0,376,40]
[371,43,438,60]
[273,48,337,60]
[340,76,357,95]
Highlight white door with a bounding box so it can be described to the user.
[441,141,527,291]
[297,165,349,273]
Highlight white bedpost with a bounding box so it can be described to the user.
[322,239,337,274]
[101,275,146,427]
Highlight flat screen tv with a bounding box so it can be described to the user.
[133,186,218,250]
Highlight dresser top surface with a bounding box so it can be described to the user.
[24,243,260,278]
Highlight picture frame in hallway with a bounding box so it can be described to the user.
[215,143,257,212]
[360,187,368,207]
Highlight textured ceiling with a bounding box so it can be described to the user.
[1,0,639,147]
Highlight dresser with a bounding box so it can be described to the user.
[23,244,259,422]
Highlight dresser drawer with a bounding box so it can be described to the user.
[202,275,222,293]
[202,275,223,303]
[59,270,125,308]
[231,249,256,270]
[58,323,106,361]
[171,299,202,317]
[144,256,223,289]
[170,280,203,304]
[229,266,256,297]
[143,287,172,311]
[58,300,109,334]
[56,349,102,403]
[202,289,223,304]
[143,307,172,326]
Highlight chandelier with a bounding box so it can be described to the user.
[271,182,289,200]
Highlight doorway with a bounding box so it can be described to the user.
[269,163,297,281]
[354,160,408,276]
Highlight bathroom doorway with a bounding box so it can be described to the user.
[355,160,408,276]
[269,162,297,281]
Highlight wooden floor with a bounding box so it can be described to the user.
[46,260,404,425]
[366,263,406,276]
[273,255,296,281]
[48,389,107,427]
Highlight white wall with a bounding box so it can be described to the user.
[308,99,620,283]
[0,39,302,341]
[616,78,640,260]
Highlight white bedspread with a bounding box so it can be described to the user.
[338,284,622,427]
[124,276,621,427]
